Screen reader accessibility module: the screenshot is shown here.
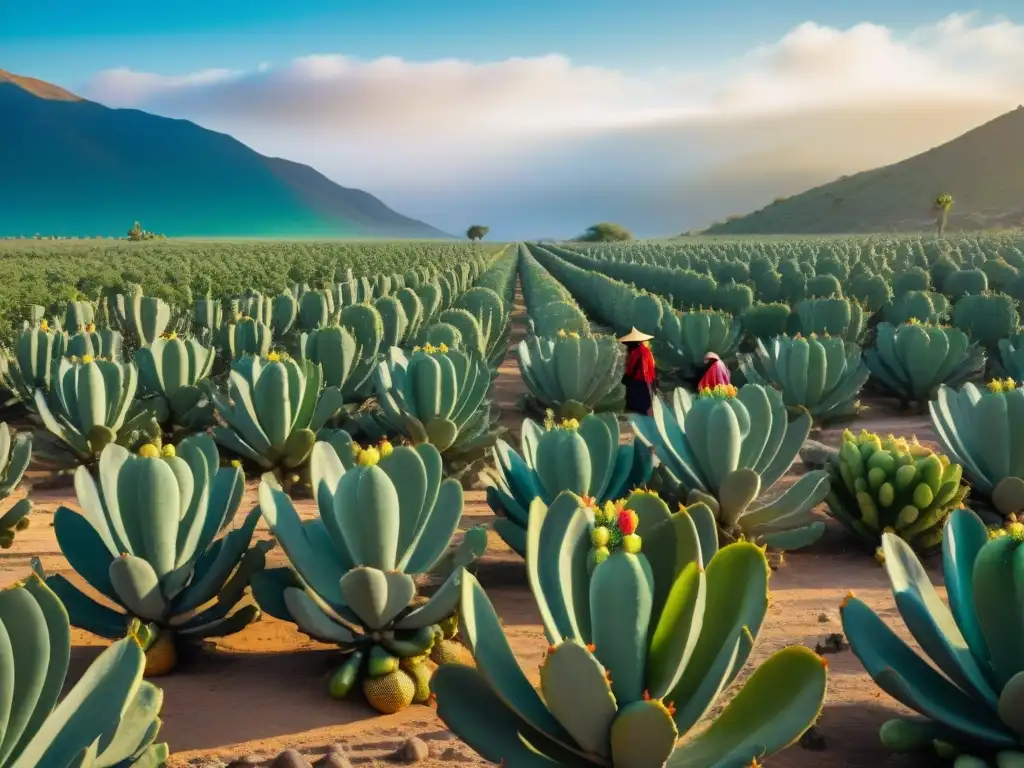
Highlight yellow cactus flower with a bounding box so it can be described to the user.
[568,331,580,339]
[266,351,281,363]
[39,319,50,332]
[378,439,394,457]
[438,343,449,353]
[988,379,1006,394]
[165,331,177,340]
[138,444,160,459]
[81,354,94,365]
[161,444,176,458]
[86,323,96,333]
[231,459,242,468]
[906,317,920,325]
[412,345,422,353]
[557,329,567,338]
[357,446,381,467]
[1005,378,1018,390]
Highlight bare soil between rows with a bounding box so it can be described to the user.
[1,290,946,767]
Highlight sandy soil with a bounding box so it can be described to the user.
[0,292,949,768]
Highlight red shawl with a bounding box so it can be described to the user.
[698,359,731,391]
[625,344,656,384]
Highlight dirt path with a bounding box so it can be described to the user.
[1,289,945,767]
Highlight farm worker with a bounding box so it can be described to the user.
[619,327,658,415]
[698,352,731,392]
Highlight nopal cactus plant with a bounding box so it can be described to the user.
[842,510,1024,765]
[0,423,32,549]
[930,379,1024,524]
[211,352,344,474]
[432,490,828,767]
[631,384,830,550]
[3,309,64,404]
[738,333,869,424]
[135,333,217,430]
[821,429,968,556]
[865,321,985,407]
[0,568,168,767]
[45,435,264,676]
[486,413,653,556]
[373,344,501,461]
[252,439,487,713]
[218,316,272,362]
[515,331,626,420]
[33,356,162,467]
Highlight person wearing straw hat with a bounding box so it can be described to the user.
[619,327,658,415]
[698,351,731,392]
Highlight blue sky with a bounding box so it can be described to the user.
[5,2,1024,237]
[4,0,1022,89]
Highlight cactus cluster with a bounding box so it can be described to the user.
[931,380,1024,524]
[211,353,343,474]
[45,435,263,675]
[632,384,830,550]
[515,332,626,419]
[739,333,869,424]
[486,413,652,555]
[0,423,32,549]
[432,490,827,767]
[865,321,985,406]
[823,429,968,556]
[843,510,1024,765]
[252,438,487,713]
[0,570,168,767]
[373,345,500,461]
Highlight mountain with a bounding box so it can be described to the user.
[703,106,1024,235]
[0,70,449,239]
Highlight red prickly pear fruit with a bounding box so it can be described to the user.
[618,509,638,536]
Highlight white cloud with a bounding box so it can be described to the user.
[81,14,1024,237]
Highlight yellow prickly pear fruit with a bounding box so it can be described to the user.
[357,447,381,467]
[378,439,394,458]
[362,669,416,714]
[162,444,176,458]
[138,444,160,459]
[430,639,475,668]
[591,526,611,548]
[622,533,642,554]
[143,632,177,677]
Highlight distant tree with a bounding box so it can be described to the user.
[933,194,954,237]
[127,221,166,241]
[576,222,634,242]
[466,225,490,241]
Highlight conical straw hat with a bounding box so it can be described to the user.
[618,327,654,343]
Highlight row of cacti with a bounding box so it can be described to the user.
[564,235,1024,322]
[0,247,519,473]
[516,245,628,418]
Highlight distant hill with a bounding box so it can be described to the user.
[704,106,1024,235]
[0,69,449,239]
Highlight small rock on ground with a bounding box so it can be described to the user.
[273,750,313,768]
[227,757,266,768]
[393,737,430,763]
[314,752,353,768]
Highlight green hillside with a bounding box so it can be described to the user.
[704,106,1024,235]
[0,70,448,239]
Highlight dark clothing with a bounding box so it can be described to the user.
[622,341,658,414]
[625,378,655,414]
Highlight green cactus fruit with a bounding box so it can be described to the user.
[328,651,364,699]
